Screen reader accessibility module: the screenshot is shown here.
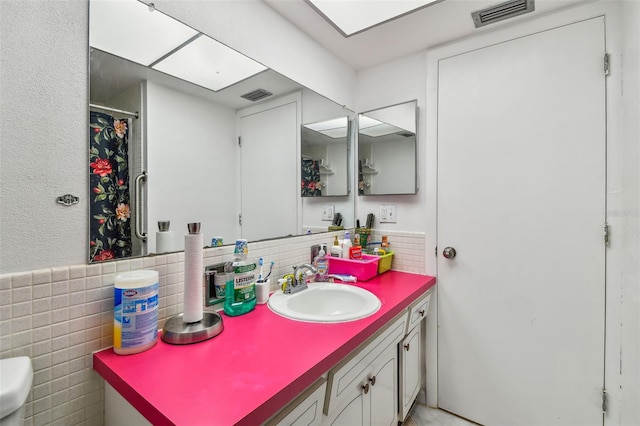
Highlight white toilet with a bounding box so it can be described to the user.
[0,357,33,426]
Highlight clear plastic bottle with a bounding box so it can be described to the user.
[315,244,328,281]
[224,239,257,316]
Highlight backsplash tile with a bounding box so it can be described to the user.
[1,230,425,425]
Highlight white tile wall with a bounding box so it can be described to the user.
[0,230,425,426]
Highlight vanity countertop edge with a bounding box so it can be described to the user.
[93,270,436,426]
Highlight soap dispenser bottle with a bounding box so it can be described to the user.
[330,235,342,258]
[315,244,328,282]
[224,239,257,316]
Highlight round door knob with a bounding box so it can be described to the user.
[443,247,457,259]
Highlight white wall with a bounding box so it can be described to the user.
[146,82,238,252]
[355,52,427,233]
[0,0,89,274]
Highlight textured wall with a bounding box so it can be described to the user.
[0,1,89,274]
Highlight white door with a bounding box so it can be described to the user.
[437,18,606,425]
[239,102,298,241]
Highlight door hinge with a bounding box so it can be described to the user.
[604,222,610,246]
[604,53,610,76]
[238,136,242,147]
[602,388,608,413]
[239,213,242,225]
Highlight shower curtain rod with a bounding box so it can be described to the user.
[90,103,139,119]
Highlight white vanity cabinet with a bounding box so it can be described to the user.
[267,379,327,426]
[399,292,431,421]
[322,312,408,426]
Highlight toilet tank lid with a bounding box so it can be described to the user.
[0,357,33,418]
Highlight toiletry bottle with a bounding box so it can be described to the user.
[342,231,352,258]
[381,235,390,250]
[224,239,257,316]
[315,245,328,282]
[330,235,342,258]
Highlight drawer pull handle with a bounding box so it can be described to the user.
[362,383,370,394]
[419,309,425,317]
[369,376,376,386]
[404,343,410,351]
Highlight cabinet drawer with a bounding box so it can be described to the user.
[405,292,431,335]
[323,312,407,416]
[266,378,327,426]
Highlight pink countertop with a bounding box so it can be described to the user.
[93,271,436,426]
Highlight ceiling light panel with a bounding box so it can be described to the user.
[152,35,268,92]
[90,0,198,66]
[308,0,439,36]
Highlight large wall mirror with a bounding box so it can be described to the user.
[357,100,418,195]
[89,0,354,262]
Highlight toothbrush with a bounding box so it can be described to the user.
[258,257,264,281]
[264,261,275,280]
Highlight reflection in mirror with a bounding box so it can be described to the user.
[358,100,418,195]
[301,117,350,197]
[89,0,353,262]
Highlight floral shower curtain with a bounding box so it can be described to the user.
[89,112,132,262]
[301,158,322,196]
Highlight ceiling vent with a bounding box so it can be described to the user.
[471,0,535,28]
[240,89,273,102]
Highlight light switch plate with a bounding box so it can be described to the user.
[379,204,397,223]
[322,205,335,221]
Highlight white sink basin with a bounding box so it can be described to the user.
[268,282,381,323]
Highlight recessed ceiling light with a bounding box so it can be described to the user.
[307,0,441,37]
[152,35,268,92]
[89,0,198,66]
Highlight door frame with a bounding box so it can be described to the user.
[424,2,626,421]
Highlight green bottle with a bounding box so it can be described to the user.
[224,239,257,316]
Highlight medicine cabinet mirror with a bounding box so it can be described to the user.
[88,0,354,262]
[301,117,351,197]
[358,100,418,195]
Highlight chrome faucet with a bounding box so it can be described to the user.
[283,263,317,294]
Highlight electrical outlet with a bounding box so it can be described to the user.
[379,204,397,223]
[322,205,335,221]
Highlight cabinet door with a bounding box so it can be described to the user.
[326,393,365,426]
[369,345,398,426]
[399,325,422,420]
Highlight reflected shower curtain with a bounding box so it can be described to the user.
[89,111,132,262]
[301,158,322,196]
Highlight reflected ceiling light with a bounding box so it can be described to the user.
[89,0,198,66]
[307,0,440,37]
[304,117,349,138]
[151,35,268,92]
[359,116,403,137]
